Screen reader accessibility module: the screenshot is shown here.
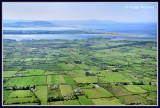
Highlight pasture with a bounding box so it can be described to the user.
[34,86,48,105]
[3,71,17,77]
[64,100,80,105]
[119,95,147,105]
[23,69,44,76]
[63,75,75,84]
[73,76,98,83]
[91,97,124,105]
[4,90,39,105]
[123,85,147,94]
[3,38,157,105]
[60,85,73,96]
[138,85,157,92]
[48,101,64,105]
[78,96,93,105]
[82,88,113,98]
[99,72,132,83]
[47,75,52,84]
[13,76,46,86]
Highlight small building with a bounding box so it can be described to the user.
[132,76,138,79]
[13,74,19,77]
[6,87,12,90]
[118,82,131,85]
[75,89,81,93]
[94,84,100,88]
[114,82,118,86]
[31,88,36,92]
[49,85,56,88]
[151,82,157,85]
[64,94,72,100]
[106,69,111,72]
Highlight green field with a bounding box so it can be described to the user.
[64,100,80,105]
[4,90,39,105]
[47,75,52,84]
[3,38,157,105]
[14,76,46,86]
[119,95,147,105]
[123,85,147,94]
[4,77,21,87]
[23,69,44,76]
[48,101,64,105]
[73,76,98,83]
[8,90,33,98]
[3,71,17,77]
[51,75,66,84]
[3,89,12,101]
[100,84,131,96]
[83,88,113,98]
[91,97,124,105]
[99,72,133,83]
[138,85,157,92]
[59,75,66,84]
[63,75,75,84]
[48,85,63,100]
[78,96,93,105]
[79,84,94,89]
[60,85,73,96]
[34,86,48,105]
[51,75,60,84]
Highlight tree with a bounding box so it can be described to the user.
[13,85,17,90]
[85,72,90,76]
[3,79,7,83]
[33,85,36,89]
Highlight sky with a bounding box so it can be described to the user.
[2,2,158,22]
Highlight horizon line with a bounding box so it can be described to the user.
[3,19,157,23]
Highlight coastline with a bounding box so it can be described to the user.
[81,33,144,38]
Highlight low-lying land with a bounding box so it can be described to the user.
[3,37,157,105]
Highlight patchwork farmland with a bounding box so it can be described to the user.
[3,38,157,105]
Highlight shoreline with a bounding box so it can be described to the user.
[3,33,145,38]
[80,33,145,38]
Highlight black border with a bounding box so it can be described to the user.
[0,0,159,108]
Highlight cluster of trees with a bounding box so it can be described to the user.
[132,81,144,85]
[11,85,36,90]
[85,72,97,76]
[48,95,63,102]
[74,61,82,64]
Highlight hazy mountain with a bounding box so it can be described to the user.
[3,21,57,27]
[49,20,119,26]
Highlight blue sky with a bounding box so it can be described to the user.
[2,2,158,22]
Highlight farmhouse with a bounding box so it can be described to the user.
[150,82,157,85]
[64,94,72,100]
[13,74,19,77]
[118,82,131,85]
[132,76,138,79]
[94,84,100,88]
[6,87,12,90]
[49,85,56,88]
[75,89,81,92]
[31,88,36,92]
[31,85,37,92]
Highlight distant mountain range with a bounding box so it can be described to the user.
[49,20,120,26]
[3,20,120,28]
[3,21,57,27]
[3,19,157,28]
